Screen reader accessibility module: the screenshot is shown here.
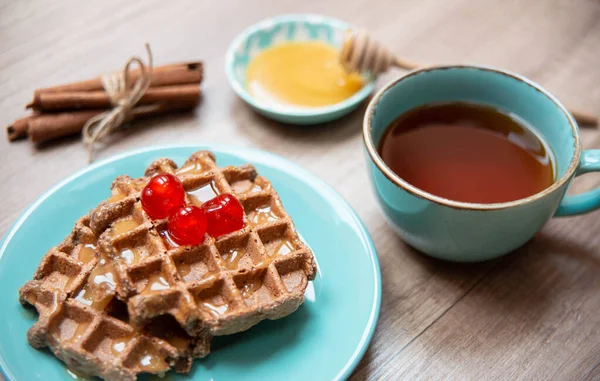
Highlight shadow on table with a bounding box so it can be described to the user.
[407,229,599,315]
[465,231,600,315]
[230,96,371,150]
[351,225,600,377]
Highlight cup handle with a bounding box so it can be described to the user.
[555,150,600,217]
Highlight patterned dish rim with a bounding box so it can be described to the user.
[225,14,376,119]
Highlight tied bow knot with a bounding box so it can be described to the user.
[82,43,155,162]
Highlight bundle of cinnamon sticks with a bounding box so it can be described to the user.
[6,62,203,143]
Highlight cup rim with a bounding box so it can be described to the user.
[363,64,581,211]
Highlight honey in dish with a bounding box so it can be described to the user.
[246,41,365,108]
[378,103,555,204]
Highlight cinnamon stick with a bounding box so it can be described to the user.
[33,62,203,94]
[6,114,36,141]
[28,110,101,143]
[27,84,200,112]
[28,100,199,143]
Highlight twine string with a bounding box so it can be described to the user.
[82,43,155,162]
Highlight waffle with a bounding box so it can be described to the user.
[19,216,210,381]
[92,151,317,336]
[19,150,317,380]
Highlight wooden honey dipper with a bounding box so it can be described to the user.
[340,29,598,128]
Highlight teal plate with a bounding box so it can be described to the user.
[0,145,381,381]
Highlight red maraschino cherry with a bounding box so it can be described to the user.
[141,174,186,219]
[167,206,207,246]
[202,194,245,237]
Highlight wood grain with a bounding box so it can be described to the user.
[1,0,599,380]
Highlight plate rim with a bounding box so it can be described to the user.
[0,144,381,381]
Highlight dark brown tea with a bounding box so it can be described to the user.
[378,102,554,203]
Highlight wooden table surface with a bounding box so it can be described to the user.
[1,0,600,380]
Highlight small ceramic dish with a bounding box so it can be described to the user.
[225,14,376,125]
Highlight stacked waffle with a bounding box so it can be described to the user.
[19,151,317,381]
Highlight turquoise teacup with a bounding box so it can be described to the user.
[363,65,600,262]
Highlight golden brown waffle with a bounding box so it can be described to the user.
[91,151,317,336]
[19,216,210,381]
[19,150,316,380]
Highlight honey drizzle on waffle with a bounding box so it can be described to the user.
[110,336,131,356]
[142,273,170,293]
[247,205,279,227]
[119,247,141,265]
[107,191,127,204]
[220,247,246,270]
[74,252,117,311]
[52,319,91,344]
[111,219,140,236]
[188,180,219,206]
[77,243,97,264]
[201,297,229,317]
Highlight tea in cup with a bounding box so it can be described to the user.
[363,65,600,261]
